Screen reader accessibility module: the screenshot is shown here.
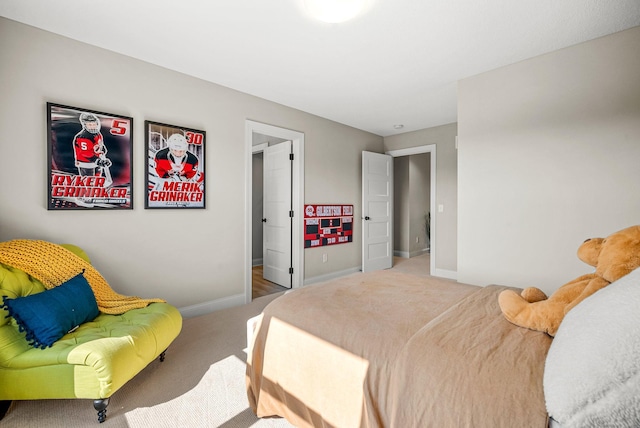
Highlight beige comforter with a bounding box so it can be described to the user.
[246,273,551,428]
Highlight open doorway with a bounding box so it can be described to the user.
[393,153,431,255]
[386,145,436,276]
[393,153,431,275]
[244,121,305,303]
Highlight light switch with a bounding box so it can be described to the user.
[438,204,444,213]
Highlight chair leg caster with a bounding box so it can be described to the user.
[93,398,109,423]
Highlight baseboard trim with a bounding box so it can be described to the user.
[252,258,263,267]
[304,267,361,286]
[394,249,429,258]
[433,268,457,280]
[393,250,409,258]
[409,248,429,258]
[178,293,246,318]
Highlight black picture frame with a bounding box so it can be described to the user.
[47,103,133,210]
[144,121,206,209]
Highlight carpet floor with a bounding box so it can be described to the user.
[1,254,436,427]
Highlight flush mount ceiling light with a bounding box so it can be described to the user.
[304,0,367,23]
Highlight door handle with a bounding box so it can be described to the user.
[262,218,267,222]
[364,216,370,220]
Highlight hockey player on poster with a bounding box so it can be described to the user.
[72,112,113,187]
[146,123,205,209]
[153,134,202,183]
[47,103,133,210]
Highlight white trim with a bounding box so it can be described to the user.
[409,248,430,258]
[178,293,246,318]
[252,258,263,266]
[385,145,433,157]
[393,250,410,258]
[245,120,305,304]
[252,142,269,153]
[394,249,430,259]
[433,268,457,280]
[386,144,437,279]
[304,267,361,286]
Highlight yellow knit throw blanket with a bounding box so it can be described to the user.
[0,239,165,314]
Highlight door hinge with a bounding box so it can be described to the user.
[289,267,294,274]
[289,210,294,218]
[289,153,294,160]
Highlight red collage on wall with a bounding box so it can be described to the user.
[304,204,353,248]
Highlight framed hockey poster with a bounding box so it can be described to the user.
[47,103,133,210]
[304,204,354,248]
[144,121,205,209]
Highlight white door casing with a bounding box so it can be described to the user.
[362,151,393,272]
[262,141,293,288]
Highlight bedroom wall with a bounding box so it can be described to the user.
[383,123,458,276]
[457,26,640,296]
[0,17,383,310]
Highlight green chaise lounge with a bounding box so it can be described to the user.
[0,240,182,423]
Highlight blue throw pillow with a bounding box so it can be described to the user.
[1,272,99,349]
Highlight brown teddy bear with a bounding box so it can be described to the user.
[498,225,640,336]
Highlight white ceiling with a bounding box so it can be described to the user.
[1,0,639,137]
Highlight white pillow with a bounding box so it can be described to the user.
[544,268,640,427]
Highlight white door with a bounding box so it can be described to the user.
[263,141,293,288]
[362,151,393,272]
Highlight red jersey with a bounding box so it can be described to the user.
[73,130,105,165]
[154,147,199,180]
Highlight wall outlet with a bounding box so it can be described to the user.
[322,253,328,263]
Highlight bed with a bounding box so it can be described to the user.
[246,271,552,428]
[247,266,640,428]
